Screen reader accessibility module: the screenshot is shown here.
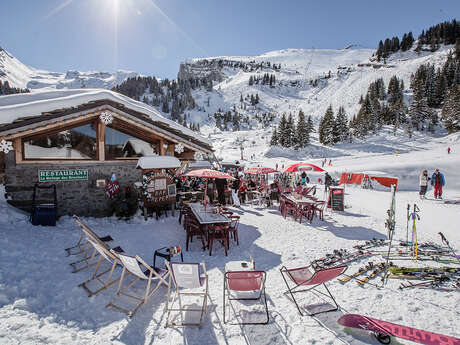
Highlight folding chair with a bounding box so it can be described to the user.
[223,270,269,325]
[65,224,113,257]
[280,264,347,316]
[78,239,124,297]
[165,262,208,327]
[70,216,123,273]
[106,252,169,317]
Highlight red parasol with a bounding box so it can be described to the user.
[245,167,279,174]
[181,169,234,208]
[182,169,234,179]
[283,162,325,173]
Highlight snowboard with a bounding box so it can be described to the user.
[338,313,460,345]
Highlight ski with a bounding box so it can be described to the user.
[313,249,372,269]
[438,232,460,263]
[353,238,386,250]
[357,262,392,285]
[338,313,460,345]
[338,261,374,284]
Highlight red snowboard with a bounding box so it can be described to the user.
[338,314,460,345]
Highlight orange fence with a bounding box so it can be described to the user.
[339,172,398,189]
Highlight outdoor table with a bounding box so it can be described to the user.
[225,260,255,272]
[189,203,231,225]
[283,193,317,222]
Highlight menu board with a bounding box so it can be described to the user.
[143,171,175,206]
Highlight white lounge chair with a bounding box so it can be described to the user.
[165,262,208,327]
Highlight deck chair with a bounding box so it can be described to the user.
[165,262,208,327]
[65,224,113,257]
[78,239,124,297]
[223,270,269,325]
[106,252,169,317]
[280,264,347,316]
[70,216,122,273]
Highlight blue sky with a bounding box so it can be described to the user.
[1,0,459,79]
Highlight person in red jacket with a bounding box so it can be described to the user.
[431,169,446,199]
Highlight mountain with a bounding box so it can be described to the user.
[0,46,137,91]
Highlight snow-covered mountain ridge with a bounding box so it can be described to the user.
[0,46,137,91]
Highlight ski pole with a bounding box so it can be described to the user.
[438,232,460,263]
[411,203,420,260]
[406,203,410,249]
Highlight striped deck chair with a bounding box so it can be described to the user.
[78,239,124,297]
[165,262,208,327]
[106,252,169,317]
[280,264,347,316]
[65,220,113,257]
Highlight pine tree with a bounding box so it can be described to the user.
[319,105,335,145]
[409,85,432,131]
[270,127,279,146]
[307,115,314,134]
[441,85,460,133]
[278,113,288,147]
[334,106,350,142]
[295,110,310,149]
[286,113,295,147]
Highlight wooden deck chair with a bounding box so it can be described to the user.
[106,252,169,317]
[280,264,347,316]
[165,262,208,327]
[223,270,269,325]
[78,239,124,297]
[70,216,122,273]
[65,220,113,257]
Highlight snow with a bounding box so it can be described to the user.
[136,156,181,170]
[0,89,211,146]
[188,160,213,168]
[123,139,155,156]
[1,132,460,344]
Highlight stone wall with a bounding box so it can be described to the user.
[4,151,141,217]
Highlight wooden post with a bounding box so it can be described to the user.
[98,121,106,161]
[159,138,165,155]
[14,138,22,163]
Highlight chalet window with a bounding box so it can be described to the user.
[105,125,157,160]
[23,122,97,160]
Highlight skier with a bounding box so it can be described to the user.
[324,172,333,192]
[447,147,451,154]
[301,171,307,185]
[431,169,446,199]
[419,170,430,199]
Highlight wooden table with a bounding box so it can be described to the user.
[282,194,322,223]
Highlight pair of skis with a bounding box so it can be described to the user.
[338,262,392,285]
[312,249,372,269]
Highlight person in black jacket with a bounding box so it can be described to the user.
[215,178,227,205]
[324,172,333,192]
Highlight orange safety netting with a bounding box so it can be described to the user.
[339,172,398,189]
[370,176,398,189]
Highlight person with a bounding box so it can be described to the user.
[431,169,446,199]
[419,170,430,199]
[328,159,332,167]
[207,178,215,203]
[215,178,227,205]
[239,181,248,203]
[275,163,279,171]
[301,171,307,185]
[447,147,451,154]
[324,172,333,192]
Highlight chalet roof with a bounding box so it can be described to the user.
[0,89,212,152]
[136,156,181,169]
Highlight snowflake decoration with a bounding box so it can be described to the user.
[174,143,185,154]
[99,111,114,125]
[0,139,13,154]
[194,151,204,161]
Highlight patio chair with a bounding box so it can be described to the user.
[185,217,206,251]
[165,262,208,327]
[227,215,240,245]
[78,239,124,297]
[298,203,314,224]
[223,270,269,325]
[106,252,169,317]
[65,228,113,257]
[311,200,326,221]
[280,264,347,316]
[208,224,230,256]
[283,200,298,220]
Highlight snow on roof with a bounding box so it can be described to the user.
[0,88,211,146]
[123,138,155,156]
[188,160,212,168]
[136,155,181,169]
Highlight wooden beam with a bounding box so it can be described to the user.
[98,121,106,161]
[159,138,165,155]
[14,138,22,164]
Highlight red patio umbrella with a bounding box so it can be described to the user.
[245,167,279,174]
[182,169,234,208]
[283,162,325,173]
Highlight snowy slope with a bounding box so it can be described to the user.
[184,46,452,129]
[0,47,137,91]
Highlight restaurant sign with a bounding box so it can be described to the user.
[38,169,88,182]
